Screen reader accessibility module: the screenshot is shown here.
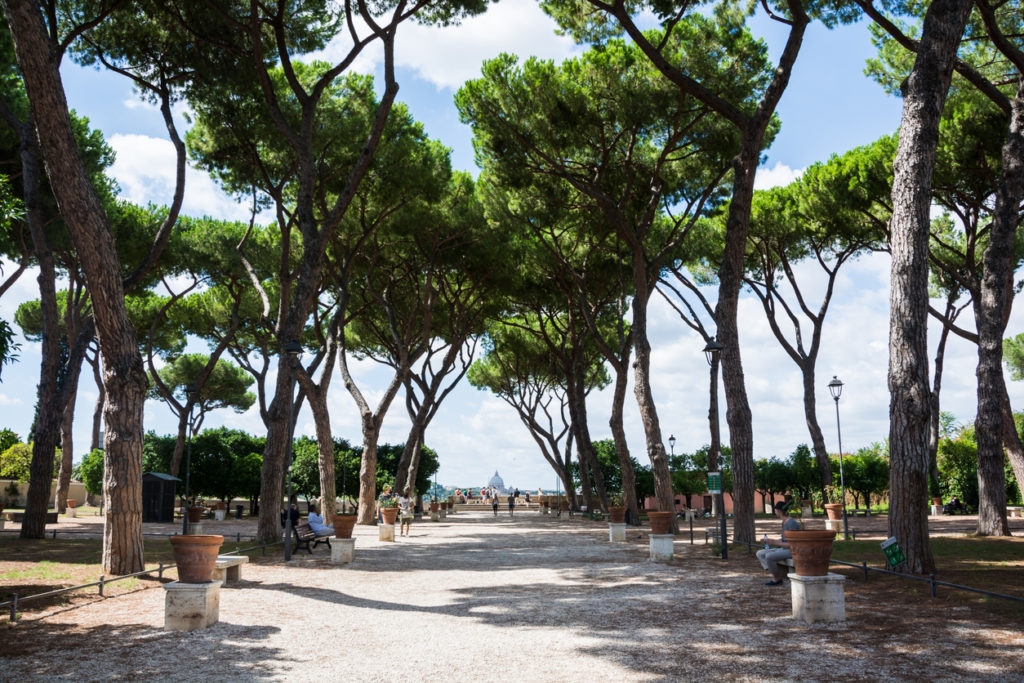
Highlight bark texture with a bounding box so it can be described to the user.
[887,0,972,573]
[973,80,1024,536]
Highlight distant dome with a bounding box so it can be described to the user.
[488,470,506,493]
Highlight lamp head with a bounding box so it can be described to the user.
[668,434,676,449]
[703,339,724,366]
[284,341,303,359]
[828,375,843,401]
[185,384,199,398]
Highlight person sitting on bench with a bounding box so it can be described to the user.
[307,504,334,537]
[756,501,802,586]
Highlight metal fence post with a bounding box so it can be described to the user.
[862,560,868,582]
[929,573,936,598]
[98,575,105,597]
[158,562,164,579]
[9,592,16,622]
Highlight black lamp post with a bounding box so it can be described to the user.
[181,384,198,536]
[668,434,676,457]
[283,341,303,561]
[828,375,849,540]
[703,339,726,559]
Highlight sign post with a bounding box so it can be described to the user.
[707,472,726,559]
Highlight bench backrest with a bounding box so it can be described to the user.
[294,523,315,540]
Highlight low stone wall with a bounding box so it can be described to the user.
[0,478,87,507]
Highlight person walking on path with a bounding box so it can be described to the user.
[492,494,499,517]
[508,493,515,517]
[398,488,414,536]
[756,501,802,586]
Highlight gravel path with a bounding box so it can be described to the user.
[2,510,1023,681]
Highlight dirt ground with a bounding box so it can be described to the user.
[1,508,1023,682]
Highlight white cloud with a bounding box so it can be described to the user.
[754,161,803,190]
[108,133,273,224]
[305,0,582,91]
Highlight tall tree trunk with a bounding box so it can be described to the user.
[887,0,972,573]
[169,412,189,478]
[609,358,640,524]
[90,355,103,451]
[55,358,84,512]
[798,363,831,490]
[298,378,337,521]
[973,81,1024,536]
[256,361,291,543]
[716,131,760,545]
[929,296,958,495]
[999,387,1024,505]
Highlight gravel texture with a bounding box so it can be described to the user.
[2,509,1023,681]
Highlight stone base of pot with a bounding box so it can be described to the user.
[649,534,674,562]
[609,522,626,542]
[931,504,943,516]
[188,522,204,535]
[163,580,222,631]
[790,572,846,624]
[439,509,447,519]
[824,519,841,533]
[430,511,440,521]
[542,506,549,515]
[331,538,356,564]
[67,508,77,518]
[379,523,395,542]
[0,519,5,530]
[214,509,226,521]
[801,506,812,518]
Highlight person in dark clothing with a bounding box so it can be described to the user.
[281,502,300,528]
[508,494,515,517]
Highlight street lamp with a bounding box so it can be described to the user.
[283,341,303,561]
[181,384,198,536]
[668,434,676,457]
[703,339,727,560]
[828,375,849,540]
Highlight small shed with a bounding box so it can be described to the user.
[142,472,181,523]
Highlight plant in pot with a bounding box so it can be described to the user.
[823,486,844,521]
[186,498,205,523]
[332,511,357,538]
[647,509,673,534]
[608,492,627,524]
[380,495,399,525]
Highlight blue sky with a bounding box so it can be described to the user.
[3,0,1021,491]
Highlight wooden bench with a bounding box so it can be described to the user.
[1007,506,1023,518]
[212,555,249,583]
[850,509,871,517]
[291,523,331,554]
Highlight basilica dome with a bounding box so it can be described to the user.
[488,470,506,494]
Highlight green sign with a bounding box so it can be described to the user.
[707,471,722,495]
[881,536,905,567]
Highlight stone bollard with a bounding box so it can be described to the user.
[649,534,674,562]
[188,522,204,535]
[608,523,626,542]
[163,580,222,631]
[379,523,395,542]
[790,572,846,624]
[331,538,356,564]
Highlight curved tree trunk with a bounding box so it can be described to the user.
[887,0,972,573]
[55,358,84,512]
[1000,387,1024,506]
[90,354,104,451]
[256,362,291,543]
[973,82,1023,536]
[800,364,831,490]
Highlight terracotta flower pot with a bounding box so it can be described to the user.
[68,500,77,509]
[170,534,223,583]
[647,511,673,535]
[608,506,627,524]
[333,514,357,539]
[824,503,843,521]
[560,501,570,511]
[187,506,204,523]
[786,529,837,576]
[429,502,440,512]
[932,497,942,505]
[381,507,399,525]
[214,501,226,510]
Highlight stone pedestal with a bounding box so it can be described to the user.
[439,509,447,519]
[331,538,356,564]
[649,534,674,562]
[542,507,549,515]
[801,506,812,518]
[163,580,222,631]
[188,522,204,535]
[609,522,626,542]
[931,504,942,516]
[430,511,440,521]
[824,519,841,533]
[68,508,77,518]
[790,572,846,624]
[214,509,226,521]
[379,523,395,542]
[0,519,5,530]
